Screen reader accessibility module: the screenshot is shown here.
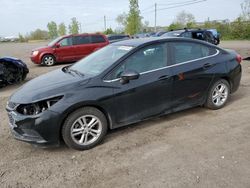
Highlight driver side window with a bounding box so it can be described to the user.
[59,37,73,47]
[112,43,167,79]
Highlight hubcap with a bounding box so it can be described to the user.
[212,83,229,106]
[44,56,54,65]
[71,115,102,146]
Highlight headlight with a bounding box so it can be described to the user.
[16,96,63,115]
[32,51,39,56]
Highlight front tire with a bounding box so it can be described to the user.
[62,107,108,150]
[205,79,230,110]
[42,55,55,66]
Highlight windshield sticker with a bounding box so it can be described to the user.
[118,46,133,51]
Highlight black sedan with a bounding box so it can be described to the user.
[6,38,242,150]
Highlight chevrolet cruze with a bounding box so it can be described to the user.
[6,38,242,150]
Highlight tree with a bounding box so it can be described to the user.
[125,0,142,35]
[103,28,115,35]
[58,23,67,36]
[116,12,128,28]
[47,21,58,39]
[29,29,49,40]
[175,11,195,28]
[241,0,250,21]
[68,17,80,34]
[18,33,28,42]
[168,22,183,31]
[142,20,150,32]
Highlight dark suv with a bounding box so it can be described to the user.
[30,33,109,66]
[161,29,219,45]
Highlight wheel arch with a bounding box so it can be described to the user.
[40,53,56,64]
[59,102,113,139]
[219,76,232,93]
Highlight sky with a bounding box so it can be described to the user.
[0,0,244,37]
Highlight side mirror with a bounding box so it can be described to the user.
[120,70,140,84]
[55,43,61,48]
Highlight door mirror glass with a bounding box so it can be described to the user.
[120,70,139,84]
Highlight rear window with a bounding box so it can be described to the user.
[73,36,91,45]
[91,35,106,43]
[171,42,217,64]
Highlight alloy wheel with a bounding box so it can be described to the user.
[70,115,102,146]
[212,83,229,107]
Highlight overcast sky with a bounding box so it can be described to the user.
[0,0,244,36]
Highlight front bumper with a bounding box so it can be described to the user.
[30,55,41,64]
[6,105,62,147]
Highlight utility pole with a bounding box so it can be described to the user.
[154,3,157,32]
[79,23,82,33]
[104,15,107,31]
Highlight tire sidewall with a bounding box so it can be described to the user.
[42,55,55,66]
[62,107,108,150]
[206,79,230,110]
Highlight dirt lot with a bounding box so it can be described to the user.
[0,41,250,188]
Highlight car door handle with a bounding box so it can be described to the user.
[158,75,170,80]
[203,63,212,69]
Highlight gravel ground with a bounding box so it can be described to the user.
[0,41,250,188]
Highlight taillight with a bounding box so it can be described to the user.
[236,54,242,64]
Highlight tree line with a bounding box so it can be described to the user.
[19,0,250,41]
[115,0,250,40]
[19,17,80,42]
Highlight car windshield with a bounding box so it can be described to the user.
[70,45,134,76]
[47,36,63,46]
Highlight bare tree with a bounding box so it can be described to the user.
[241,0,250,20]
[175,11,195,27]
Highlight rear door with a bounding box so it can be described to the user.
[55,37,75,62]
[105,43,173,126]
[169,41,219,110]
[73,35,92,60]
[90,35,108,51]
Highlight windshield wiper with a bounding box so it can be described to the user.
[68,68,84,77]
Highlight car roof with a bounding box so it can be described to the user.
[111,37,214,47]
[63,33,105,37]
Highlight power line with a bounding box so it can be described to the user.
[142,0,206,14]
[158,0,206,12]
[158,0,199,7]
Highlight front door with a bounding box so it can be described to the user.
[55,37,75,62]
[106,43,174,127]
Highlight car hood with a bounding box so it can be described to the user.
[9,68,91,104]
[32,46,51,51]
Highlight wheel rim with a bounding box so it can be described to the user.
[70,115,102,146]
[212,83,229,107]
[43,56,54,66]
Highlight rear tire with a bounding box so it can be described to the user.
[42,55,55,66]
[62,107,108,150]
[205,79,230,110]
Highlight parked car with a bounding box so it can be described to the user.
[161,29,218,45]
[6,37,242,150]
[107,34,130,43]
[30,33,109,66]
[208,29,220,45]
[0,57,29,88]
[152,31,167,37]
[132,33,150,38]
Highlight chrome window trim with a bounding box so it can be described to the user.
[103,49,220,83]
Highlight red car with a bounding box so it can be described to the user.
[30,33,109,66]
